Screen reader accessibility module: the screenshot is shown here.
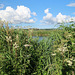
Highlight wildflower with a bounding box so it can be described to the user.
[58,48,61,51]
[66,34,72,39]
[51,53,56,56]
[57,47,68,52]
[13,42,19,49]
[10,40,12,42]
[70,58,75,61]
[68,34,72,37]
[24,44,32,47]
[63,47,68,52]
[67,60,72,66]
[65,59,72,66]
[6,36,12,42]
[68,63,72,66]
[70,58,73,61]
[64,59,68,62]
[64,43,67,47]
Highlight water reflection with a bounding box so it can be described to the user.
[32,36,48,41]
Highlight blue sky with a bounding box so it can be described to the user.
[0,0,75,29]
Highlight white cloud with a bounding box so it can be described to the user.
[56,13,68,23]
[41,8,75,25]
[44,8,50,14]
[0,6,36,24]
[32,12,37,16]
[67,3,75,7]
[41,13,56,25]
[0,4,4,9]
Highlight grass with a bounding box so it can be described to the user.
[0,20,75,75]
[32,29,63,36]
[19,29,63,36]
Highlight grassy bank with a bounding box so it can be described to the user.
[0,21,75,75]
[32,29,63,36]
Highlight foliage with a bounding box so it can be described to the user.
[0,21,75,75]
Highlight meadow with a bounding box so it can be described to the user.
[0,21,75,75]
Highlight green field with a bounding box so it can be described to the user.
[0,21,75,75]
[32,29,63,36]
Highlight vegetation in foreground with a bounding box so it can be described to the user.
[0,21,75,75]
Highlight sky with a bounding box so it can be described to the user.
[0,0,75,29]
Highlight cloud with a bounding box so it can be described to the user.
[0,4,4,9]
[41,13,56,25]
[44,8,50,14]
[41,8,56,25]
[32,12,37,16]
[56,13,69,23]
[0,6,36,24]
[40,8,75,25]
[67,3,75,7]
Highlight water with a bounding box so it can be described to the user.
[32,36,48,41]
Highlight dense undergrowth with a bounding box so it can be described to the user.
[0,21,75,75]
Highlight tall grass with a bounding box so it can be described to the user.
[0,21,75,75]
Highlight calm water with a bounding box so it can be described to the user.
[32,36,48,41]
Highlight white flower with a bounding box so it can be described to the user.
[70,58,73,61]
[51,53,56,56]
[13,42,19,49]
[63,47,68,52]
[6,36,12,42]
[65,59,72,66]
[68,34,72,37]
[57,47,68,52]
[67,60,72,66]
[24,44,32,47]
[70,58,75,61]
